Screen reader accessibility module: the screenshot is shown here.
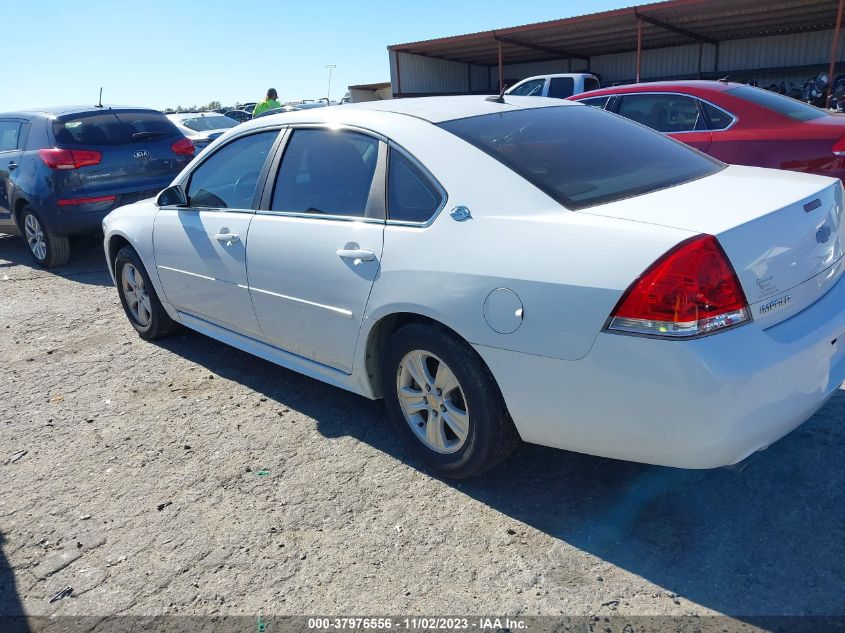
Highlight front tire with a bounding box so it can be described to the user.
[383,322,520,479]
[21,206,70,268]
[114,246,178,340]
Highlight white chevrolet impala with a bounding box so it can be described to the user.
[103,96,845,479]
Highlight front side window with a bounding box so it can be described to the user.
[726,85,826,121]
[583,76,601,93]
[617,94,704,133]
[187,131,278,209]
[271,129,379,217]
[439,105,722,210]
[387,150,444,223]
[0,121,21,152]
[548,77,575,99]
[507,79,545,97]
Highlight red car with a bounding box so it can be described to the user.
[568,80,845,181]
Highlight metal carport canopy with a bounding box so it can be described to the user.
[388,0,842,79]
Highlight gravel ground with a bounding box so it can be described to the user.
[1,233,845,627]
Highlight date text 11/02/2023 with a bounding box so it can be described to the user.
[304,618,528,630]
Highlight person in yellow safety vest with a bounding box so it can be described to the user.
[252,88,281,118]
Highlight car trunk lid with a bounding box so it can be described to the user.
[580,165,845,329]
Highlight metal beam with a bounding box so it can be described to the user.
[635,10,718,46]
[494,34,589,62]
[636,16,642,82]
[828,0,845,106]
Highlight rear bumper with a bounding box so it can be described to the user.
[40,188,163,235]
[475,272,845,468]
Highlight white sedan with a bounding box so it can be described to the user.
[166,112,239,153]
[103,96,845,479]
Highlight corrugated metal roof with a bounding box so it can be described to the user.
[388,0,841,66]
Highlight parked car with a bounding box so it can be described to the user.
[569,80,845,181]
[167,112,238,153]
[224,110,252,123]
[241,103,257,114]
[0,106,194,266]
[103,96,845,479]
[506,73,600,99]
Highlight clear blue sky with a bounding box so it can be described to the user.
[3,0,630,111]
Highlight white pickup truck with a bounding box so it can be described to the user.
[505,73,600,99]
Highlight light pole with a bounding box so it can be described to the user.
[325,64,336,103]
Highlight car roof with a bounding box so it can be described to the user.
[0,105,162,118]
[167,112,227,120]
[574,80,743,99]
[243,95,577,127]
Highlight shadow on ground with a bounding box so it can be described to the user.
[156,329,845,618]
[0,233,111,287]
[0,533,30,633]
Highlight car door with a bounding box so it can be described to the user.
[246,127,385,373]
[614,93,712,152]
[695,98,739,163]
[153,129,280,336]
[0,119,25,230]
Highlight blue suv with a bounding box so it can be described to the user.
[0,106,194,267]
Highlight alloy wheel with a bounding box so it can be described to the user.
[23,214,47,261]
[121,263,152,327]
[396,350,470,454]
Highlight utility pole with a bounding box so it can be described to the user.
[326,65,337,103]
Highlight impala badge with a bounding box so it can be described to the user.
[133,149,150,160]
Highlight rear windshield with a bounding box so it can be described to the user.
[181,115,238,132]
[438,105,723,210]
[726,86,827,121]
[53,110,180,146]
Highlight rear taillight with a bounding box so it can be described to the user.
[607,234,750,338]
[171,137,195,156]
[833,136,845,156]
[38,148,102,170]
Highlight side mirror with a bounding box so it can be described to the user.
[157,184,187,207]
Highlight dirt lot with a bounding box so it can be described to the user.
[2,233,845,626]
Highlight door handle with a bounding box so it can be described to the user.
[214,232,240,246]
[7,162,17,171]
[336,248,375,263]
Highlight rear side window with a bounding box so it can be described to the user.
[387,150,444,223]
[700,101,735,130]
[272,129,379,218]
[187,131,278,209]
[548,77,575,99]
[617,94,704,133]
[578,96,610,109]
[726,86,826,121]
[53,110,181,146]
[0,121,21,151]
[439,106,722,210]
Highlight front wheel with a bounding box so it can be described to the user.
[21,206,70,268]
[114,246,178,340]
[383,322,519,479]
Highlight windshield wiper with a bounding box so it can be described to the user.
[132,131,164,141]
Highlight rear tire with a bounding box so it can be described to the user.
[383,322,520,479]
[114,246,178,340]
[21,206,70,268]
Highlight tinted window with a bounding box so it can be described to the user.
[578,96,610,109]
[583,77,601,93]
[0,121,20,152]
[701,101,735,130]
[272,129,379,217]
[439,106,722,210]
[507,79,545,96]
[181,116,238,132]
[617,94,704,133]
[548,77,575,99]
[726,85,826,121]
[187,131,278,209]
[388,151,444,223]
[53,110,180,146]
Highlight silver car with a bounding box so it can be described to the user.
[166,112,239,153]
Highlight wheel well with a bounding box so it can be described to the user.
[364,312,466,398]
[107,235,132,270]
[13,199,29,228]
